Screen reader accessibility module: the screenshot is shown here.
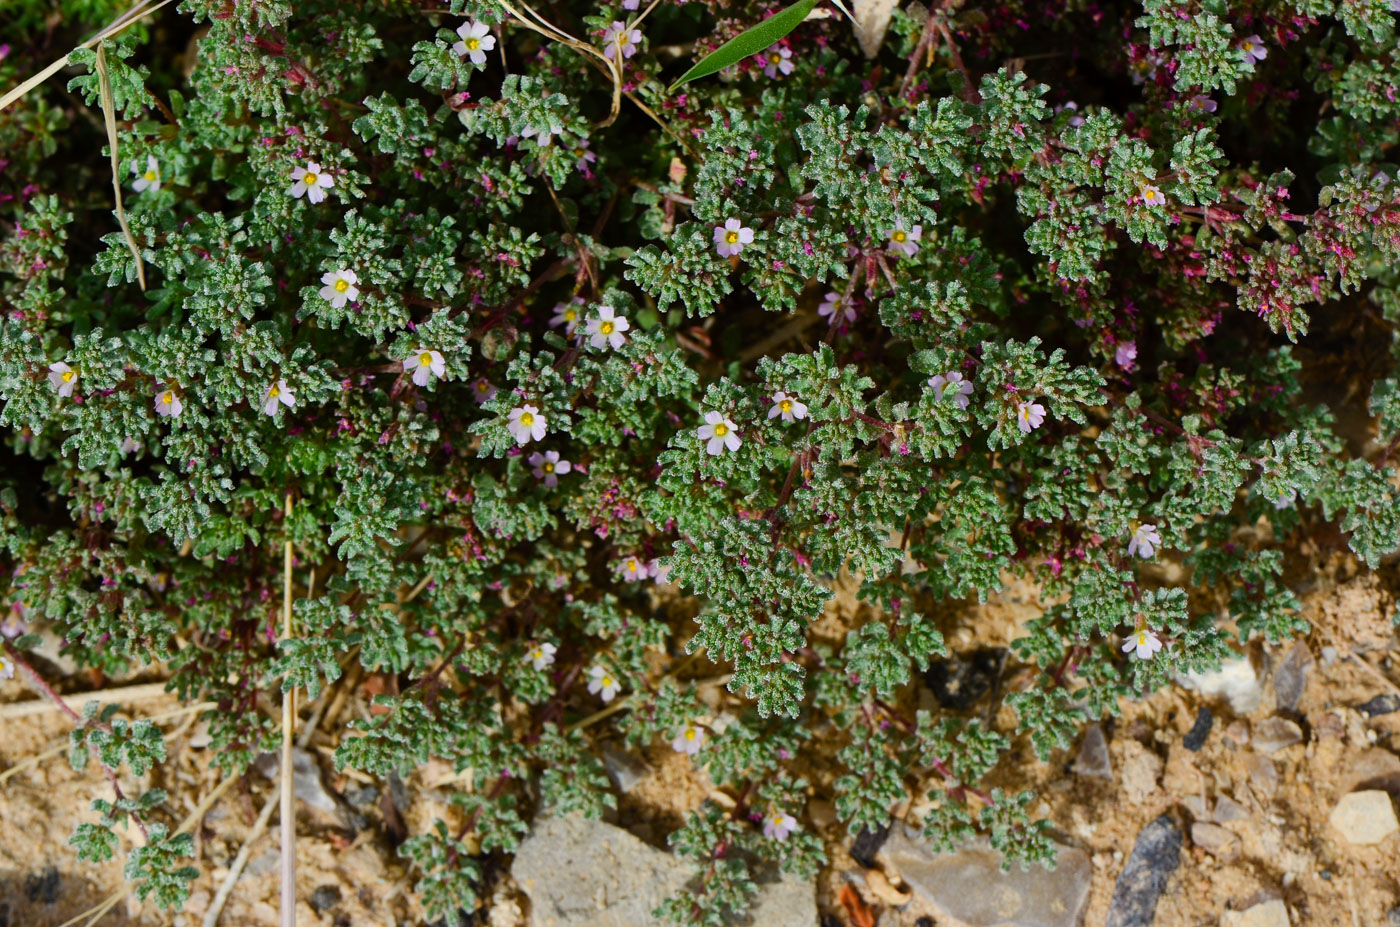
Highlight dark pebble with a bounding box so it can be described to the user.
[311,884,342,914]
[1358,694,1400,717]
[923,648,1006,710]
[24,867,59,905]
[1183,707,1213,751]
[915,919,935,927]
[821,915,843,927]
[849,821,890,869]
[1105,815,1182,927]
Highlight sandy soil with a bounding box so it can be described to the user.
[2,555,1397,927]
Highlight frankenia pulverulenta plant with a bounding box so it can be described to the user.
[1,0,1399,921]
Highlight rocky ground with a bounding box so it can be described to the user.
[1,558,1398,927]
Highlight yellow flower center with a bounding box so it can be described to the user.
[616,34,627,45]
[268,385,280,398]
[477,382,489,392]
[600,320,615,335]
[62,370,75,383]
[603,676,614,687]
[531,648,542,659]
[779,399,792,412]
[304,172,318,185]
[335,278,350,293]
[163,391,175,404]
[465,37,480,50]
[713,423,729,436]
[543,462,554,473]
[520,412,534,426]
[565,308,577,322]
[725,231,739,244]
[627,559,638,572]
[769,53,781,64]
[143,170,157,182]
[893,230,907,243]
[1138,631,1148,644]
[419,352,433,367]
[685,729,696,740]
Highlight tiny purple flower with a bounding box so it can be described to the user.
[928,372,973,410]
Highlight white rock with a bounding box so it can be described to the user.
[1329,790,1399,846]
[1177,657,1262,714]
[1221,898,1290,927]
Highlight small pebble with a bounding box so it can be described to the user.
[1272,643,1312,712]
[1251,717,1302,754]
[1222,898,1290,927]
[1074,723,1113,779]
[1358,694,1400,717]
[1190,822,1240,861]
[1183,707,1213,751]
[1330,790,1400,845]
[1105,815,1180,927]
[850,822,890,869]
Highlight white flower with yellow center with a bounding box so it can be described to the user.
[696,410,740,456]
[618,557,650,582]
[290,161,335,204]
[262,379,296,417]
[585,305,631,350]
[713,218,754,258]
[1122,628,1163,660]
[550,298,585,335]
[586,665,622,702]
[319,269,360,308]
[763,810,797,840]
[0,651,13,680]
[1140,184,1166,208]
[887,220,922,257]
[767,391,808,423]
[453,20,496,65]
[403,348,446,387]
[154,386,184,418]
[508,404,548,445]
[132,155,162,193]
[1016,400,1046,434]
[527,641,557,671]
[47,361,78,398]
[671,723,705,755]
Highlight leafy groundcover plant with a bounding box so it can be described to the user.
[2,0,1399,921]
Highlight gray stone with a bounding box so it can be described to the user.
[1358,694,1400,717]
[884,827,1090,927]
[1329,790,1400,846]
[1272,644,1311,712]
[512,815,817,927]
[1074,724,1113,779]
[1251,718,1302,754]
[255,747,340,813]
[1105,815,1181,927]
[1182,708,1213,752]
[600,744,650,794]
[1244,754,1277,797]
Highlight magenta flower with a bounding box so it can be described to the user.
[1239,35,1267,63]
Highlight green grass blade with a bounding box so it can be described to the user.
[669,0,818,92]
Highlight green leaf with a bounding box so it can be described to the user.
[669,0,818,91]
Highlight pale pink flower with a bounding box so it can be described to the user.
[763,810,797,840]
[47,361,77,398]
[472,378,498,405]
[617,556,651,582]
[818,291,856,324]
[1115,342,1137,369]
[1239,34,1267,62]
[529,450,572,487]
[1189,95,1217,114]
[928,372,972,410]
[758,44,793,79]
[1015,401,1045,433]
[713,218,754,258]
[1127,523,1161,559]
[1140,184,1167,208]
[887,221,921,257]
[603,21,642,59]
[585,306,631,350]
[154,386,183,418]
[550,297,585,336]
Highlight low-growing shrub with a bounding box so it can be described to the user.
[2,0,1399,921]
